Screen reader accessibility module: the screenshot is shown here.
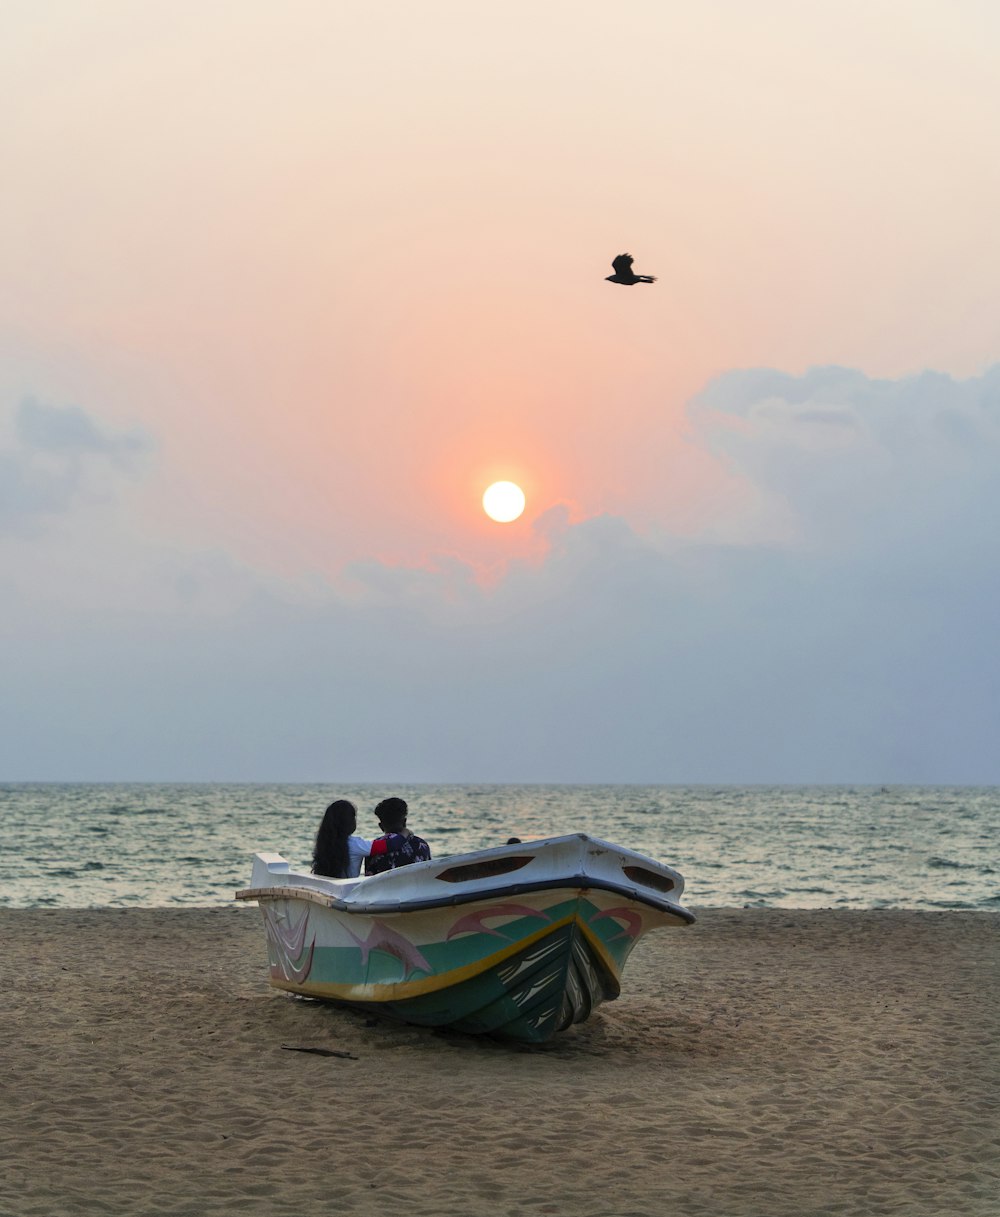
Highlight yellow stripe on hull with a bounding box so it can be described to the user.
[265,911,626,1003]
[269,914,574,1001]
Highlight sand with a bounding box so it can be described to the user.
[2,906,997,1217]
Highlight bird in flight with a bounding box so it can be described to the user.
[605,252,656,285]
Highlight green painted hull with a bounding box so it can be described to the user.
[345,920,612,1042]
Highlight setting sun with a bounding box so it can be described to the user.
[482,481,526,523]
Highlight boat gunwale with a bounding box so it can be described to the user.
[235,873,695,923]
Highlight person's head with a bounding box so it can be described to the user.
[312,799,358,878]
[320,799,357,835]
[374,796,408,834]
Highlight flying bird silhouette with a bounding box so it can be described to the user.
[605,252,656,285]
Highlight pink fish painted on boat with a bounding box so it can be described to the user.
[588,907,643,942]
[446,904,552,940]
[348,919,432,979]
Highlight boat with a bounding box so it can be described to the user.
[235,833,694,1043]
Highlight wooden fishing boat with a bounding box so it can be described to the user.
[236,833,694,1043]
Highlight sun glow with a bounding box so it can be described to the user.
[482,481,526,523]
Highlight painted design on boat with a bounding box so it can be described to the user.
[496,931,567,987]
[263,903,316,984]
[588,906,643,941]
[446,903,552,940]
[346,919,432,979]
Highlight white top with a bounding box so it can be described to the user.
[345,835,374,878]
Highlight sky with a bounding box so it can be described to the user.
[2,0,999,782]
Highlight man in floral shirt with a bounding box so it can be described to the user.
[364,797,432,876]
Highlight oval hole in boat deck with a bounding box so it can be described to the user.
[436,856,533,883]
[622,865,675,893]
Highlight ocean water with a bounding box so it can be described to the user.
[0,784,996,911]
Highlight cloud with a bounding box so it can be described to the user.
[1,366,998,783]
[0,397,153,533]
[688,364,1000,556]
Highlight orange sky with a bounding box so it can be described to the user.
[3,1,999,577]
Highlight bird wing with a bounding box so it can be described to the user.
[611,253,633,275]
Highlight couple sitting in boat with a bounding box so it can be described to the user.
[311,796,432,880]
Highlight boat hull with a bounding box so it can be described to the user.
[237,835,693,1043]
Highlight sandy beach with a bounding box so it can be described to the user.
[3,906,997,1217]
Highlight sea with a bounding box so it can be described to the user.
[0,784,996,911]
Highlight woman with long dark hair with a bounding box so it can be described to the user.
[311,798,406,879]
